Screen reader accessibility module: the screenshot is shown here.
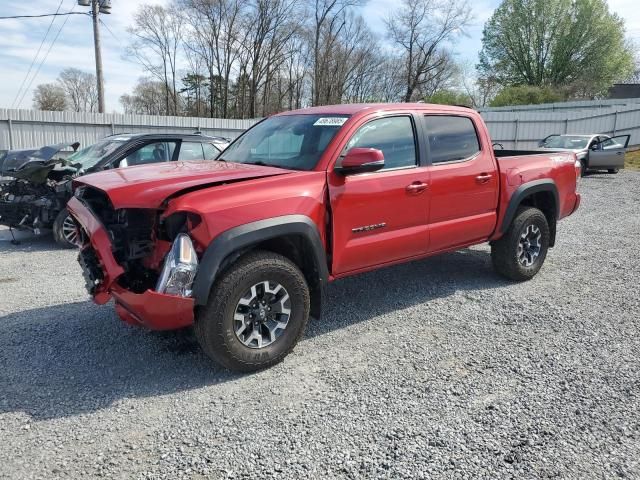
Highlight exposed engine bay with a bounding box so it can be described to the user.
[75,186,177,294]
[0,178,71,233]
[0,142,80,234]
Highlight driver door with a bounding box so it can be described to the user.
[590,135,629,169]
[328,114,430,276]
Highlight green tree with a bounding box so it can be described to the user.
[425,89,472,106]
[490,85,563,107]
[479,0,634,98]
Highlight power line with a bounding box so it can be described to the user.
[99,18,123,47]
[16,3,77,108]
[0,12,88,20]
[11,0,65,109]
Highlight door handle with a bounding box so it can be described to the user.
[476,173,493,184]
[406,182,428,194]
[616,152,623,155]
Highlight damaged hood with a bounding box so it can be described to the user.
[0,142,80,182]
[75,160,295,209]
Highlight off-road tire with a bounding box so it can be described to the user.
[608,168,619,174]
[491,207,550,281]
[52,208,77,249]
[195,250,310,372]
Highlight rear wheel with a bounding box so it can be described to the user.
[195,250,310,372]
[491,207,550,281]
[52,208,79,248]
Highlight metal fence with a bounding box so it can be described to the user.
[0,108,259,151]
[479,98,640,149]
[4,98,640,152]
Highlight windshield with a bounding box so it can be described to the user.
[220,114,350,170]
[541,135,589,149]
[66,138,126,170]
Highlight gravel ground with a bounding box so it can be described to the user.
[1,171,639,479]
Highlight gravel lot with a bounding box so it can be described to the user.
[1,171,639,479]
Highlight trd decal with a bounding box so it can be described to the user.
[352,222,387,233]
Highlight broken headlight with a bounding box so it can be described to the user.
[155,234,198,297]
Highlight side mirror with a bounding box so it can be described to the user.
[335,147,384,175]
[537,140,545,147]
[119,158,129,168]
[590,144,599,151]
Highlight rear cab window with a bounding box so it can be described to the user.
[423,115,480,164]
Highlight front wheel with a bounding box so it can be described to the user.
[195,250,310,372]
[608,168,619,174]
[52,208,79,248]
[491,207,550,281]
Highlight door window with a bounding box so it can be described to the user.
[178,142,205,161]
[424,116,480,163]
[122,141,177,166]
[600,137,618,149]
[345,116,417,170]
[202,143,221,160]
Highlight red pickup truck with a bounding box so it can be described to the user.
[68,103,581,372]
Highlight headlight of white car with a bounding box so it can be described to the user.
[155,234,198,297]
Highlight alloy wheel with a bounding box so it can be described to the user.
[62,215,80,246]
[517,224,542,267]
[233,280,291,349]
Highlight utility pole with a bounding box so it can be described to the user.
[78,0,111,113]
[91,0,105,113]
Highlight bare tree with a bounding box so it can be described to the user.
[181,0,244,118]
[120,77,172,115]
[458,61,499,108]
[57,68,98,112]
[33,83,67,111]
[386,0,470,102]
[128,4,183,115]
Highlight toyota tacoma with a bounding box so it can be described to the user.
[68,104,581,372]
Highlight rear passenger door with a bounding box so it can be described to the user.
[423,114,499,252]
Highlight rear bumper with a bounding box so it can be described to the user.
[68,196,195,330]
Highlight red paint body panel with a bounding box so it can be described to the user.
[112,285,194,330]
[76,160,292,209]
[69,103,580,331]
[66,196,124,304]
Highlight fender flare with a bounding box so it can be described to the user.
[192,214,329,307]
[500,179,559,234]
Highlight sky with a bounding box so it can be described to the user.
[0,0,639,113]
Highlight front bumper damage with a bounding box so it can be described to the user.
[67,196,194,330]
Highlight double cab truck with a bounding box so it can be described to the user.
[68,103,581,372]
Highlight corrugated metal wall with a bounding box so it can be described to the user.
[0,108,259,150]
[3,99,640,152]
[479,98,640,149]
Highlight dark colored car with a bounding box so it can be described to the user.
[69,103,581,372]
[0,133,230,247]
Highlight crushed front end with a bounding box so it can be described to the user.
[67,187,197,330]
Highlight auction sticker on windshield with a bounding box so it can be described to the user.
[313,117,348,127]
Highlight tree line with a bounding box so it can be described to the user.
[33,0,638,115]
[117,0,471,118]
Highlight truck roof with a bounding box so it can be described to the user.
[276,103,474,116]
